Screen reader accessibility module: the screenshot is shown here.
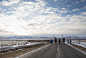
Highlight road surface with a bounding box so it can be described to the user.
[24,43,86,58]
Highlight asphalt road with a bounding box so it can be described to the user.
[24,43,86,58]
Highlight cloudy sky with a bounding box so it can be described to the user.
[0,0,86,36]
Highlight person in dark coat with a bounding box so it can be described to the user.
[58,39,61,44]
[55,37,57,43]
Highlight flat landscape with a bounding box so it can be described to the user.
[0,43,48,58]
[0,39,86,58]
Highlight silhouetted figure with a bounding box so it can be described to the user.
[55,37,57,43]
[70,40,72,44]
[67,40,69,43]
[58,39,61,44]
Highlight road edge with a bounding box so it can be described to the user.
[65,42,86,55]
[15,44,50,58]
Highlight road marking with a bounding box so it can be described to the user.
[57,44,59,51]
[57,48,58,51]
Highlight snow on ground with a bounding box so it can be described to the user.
[72,41,86,48]
[26,42,44,45]
[0,42,46,51]
[0,41,27,49]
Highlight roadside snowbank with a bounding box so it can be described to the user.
[72,41,86,48]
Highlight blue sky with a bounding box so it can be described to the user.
[0,0,86,36]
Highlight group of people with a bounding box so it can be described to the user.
[55,37,61,44]
[50,37,61,44]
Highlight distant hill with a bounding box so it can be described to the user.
[0,36,53,39]
[65,36,86,39]
[0,36,86,40]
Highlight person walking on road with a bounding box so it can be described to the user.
[55,37,57,43]
[58,39,61,44]
[53,35,57,43]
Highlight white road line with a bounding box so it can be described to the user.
[57,48,58,51]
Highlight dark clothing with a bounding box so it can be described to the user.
[55,37,57,43]
[67,40,69,43]
[70,40,72,44]
[58,39,61,44]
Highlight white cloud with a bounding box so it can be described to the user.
[1,12,86,35]
[60,8,68,13]
[54,0,57,2]
[0,0,21,6]
[81,12,86,15]
[65,0,68,2]
[3,9,7,11]
[0,14,30,35]
[72,8,80,11]
[67,15,71,17]
[44,7,68,14]
[80,0,85,2]
[75,1,79,4]
[0,0,86,35]
[9,0,47,19]
[65,15,86,30]
[0,7,2,11]
[62,8,66,10]
[0,14,4,17]
[83,6,86,9]
[66,5,71,7]
[9,0,20,2]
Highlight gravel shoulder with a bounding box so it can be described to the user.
[0,43,49,58]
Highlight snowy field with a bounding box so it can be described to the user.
[0,41,45,48]
[0,41,27,49]
[71,40,86,48]
[0,40,47,54]
[0,41,27,46]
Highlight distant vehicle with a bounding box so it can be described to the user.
[50,40,53,43]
